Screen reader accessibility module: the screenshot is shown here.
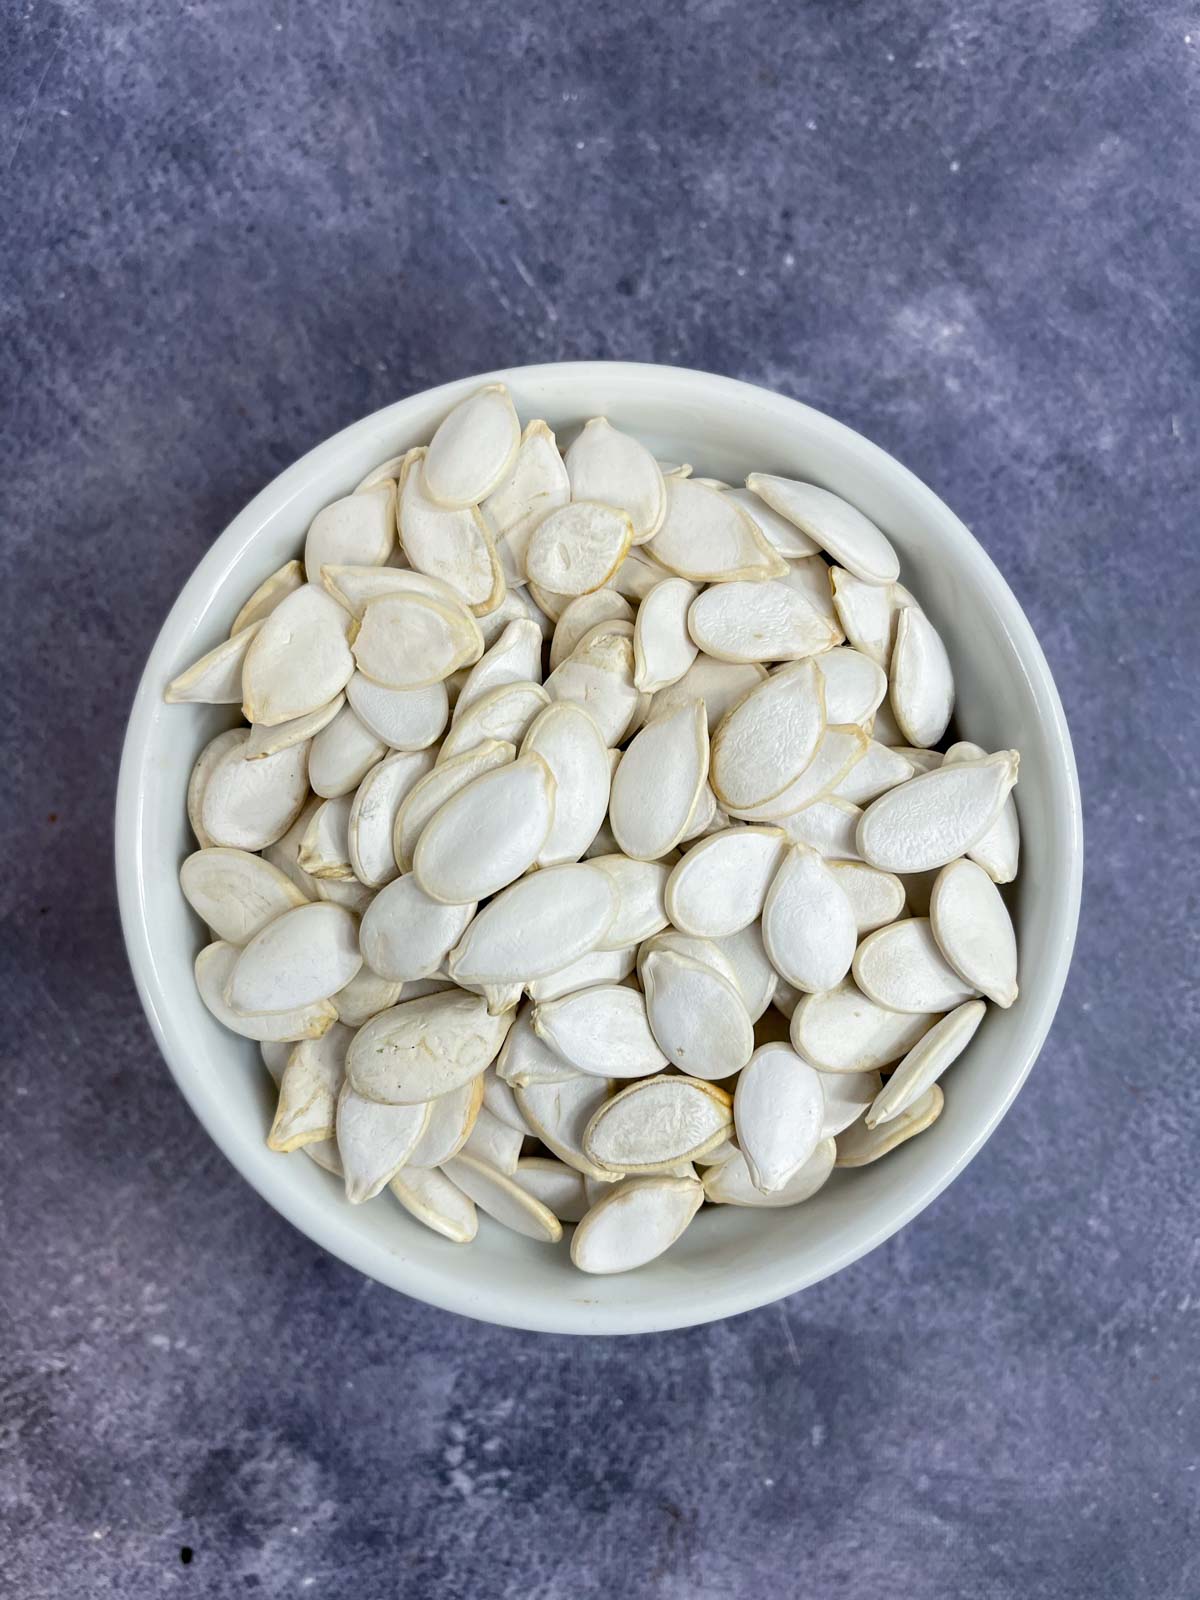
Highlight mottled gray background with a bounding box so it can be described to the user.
[3,1,1198,1595]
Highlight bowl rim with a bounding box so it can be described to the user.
[115,360,1083,1335]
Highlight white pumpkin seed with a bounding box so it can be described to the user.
[929,857,1018,1006]
[423,384,521,509]
[195,942,336,1043]
[321,562,466,620]
[226,901,362,1014]
[582,1075,732,1172]
[607,546,675,602]
[642,949,754,1082]
[867,1000,985,1129]
[571,1176,704,1274]
[943,740,1020,882]
[398,449,504,614]
[733,1043,825,1191]
[889,604,954,748]
[442,1153,563,1242]
[477,581,554,648]
[408,1075,484,1167]
[313,874,376,915]
[347,750,436,887]
[790,976,938,1072]
[241,583,354,727]
[866,693,906,747]
[481,419,570,585]
[525,943,638,1002]
[298,795,355,879]
[762,843,857,994]
[389,1165,477,1243]
[448,863,616,986]
[550,589,634,670]
[640,929,741,991]
[525,579,573,621]
[512,1157,589,1223]
[724,724,867,821]
[731,485,819,557]
[818,1069,882,1138]
[453,619,543,720]
[336,1083,429,1203]
[857,751,1020,873]
[480,1066,530,1135]
[678,781,727,844]
[648,477,785,581]
[346,990,513,1104]
[709,923,777,1022]
[165,621,262,704]
[352,590,483,690]
[532,984,666,1080]
[894,746,945,775]
[827,860,907,935]
[245,693,345,760]
[524,500,633,595]
[229,560,305,636]
[180,847,308,945]
[610,700,708,861]
[308,704,387,799]
[393,739,514,871]
[830,568,897,665]
[831,739,914,805]
[520,702,611,866]
[261,794,321,895]
[359,874,476,981]
[543,626,641,746]
[436,680,550,764]
[853,917,980,1013]
[330,964,406,1028]
[687,580,839,664]
[354,452,407,492]
[187,729,249,848]
[304,484,394,582]
[460,1103,524,1175]
[413,752,555,904]
[746,477,899,585]
[633,577,700,692]
[816,646,887,725]
[710,658,825,811]
[702,1139,835,1207]
[649,655,766,734]
[664,826,785,937]
[513,1068,621,1181]
[584,854,671,948]
[778,796,863,859]
[497,1007,578,1087]
[201,736,310,851]
[268,1024,352,1151]
[343,672,448,751]
[836,1083,943,1165]
[564,417,667,544]
[770,980,800,1020]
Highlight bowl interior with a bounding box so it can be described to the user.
[117,363,1081,1335]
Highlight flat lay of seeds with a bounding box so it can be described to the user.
[167,385,1022,1275]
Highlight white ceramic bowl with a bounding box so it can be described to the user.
[116,362,1082,1335]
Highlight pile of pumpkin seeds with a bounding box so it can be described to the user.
[167,385,1021,1275]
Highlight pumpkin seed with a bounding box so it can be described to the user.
[512,1157,589,1223]
[790,977,938,1072]
[533,984,666,1079]
[180,847,308,945]
[710,658,825,810]
[687,580,839,664]
[586,855,671,947]
[344,672,448,751]
[942,741,1020,882]
[610,700,708,860]
[436,680,550,764]
[649,655,766,734]
[866,693,906,747]
[408,1075,484,1167]
[442,1153,563,1243]
[525,501,633,595]
[678,782,726,843]
[313,874,375,916]
[195,942,335,1043]
[816,646,887,725]
[481,419,570,585]
[831,739,914,805]
[929,857,1018,1006]
[298,796,355,879]
[731,485,819,558]
[856,751,1020,873]
[460,1103,524,1175]
[336,1083,429,1202]
[867,1000,985,1128]
[649,476,785,581]
[633,578,700,693]
[762,843,857,994]
[853,917,980,1013]
[498,1008,580,1088]
[389,1165,478,1243]
[187,729,249,848]
[664,826,785,937]
[770,979,800,1020]
[398,449,504,614]
[245,693,345,760]
[347,750,436,887]
[830,568,897,665]
[304,484,394,582]
[226,901,362,1015]
[352,590,483,690]
[413,752,555,904]
[571,1176,704,1273]
[478,581,554,647]
[481,1066,531,1135]
[836,1084,943,1165]
[423,384,521,508]
[564,417,667,544]
[229,560,305,636]
[321,562,466,620]
[827,860,907,935]
[778,797,863,859]
[893,746,945,775]
[818,1069,882,1138]
[583,1075,732,1172]
[165,621,262,704]
[543,626,641,746]
[241,583,354,727]
[520,702,612,866]
[607,546,675,602]
[889,605,954,748]
[261,794,322,895]
[448,864,614,988]
[525,943,638,1002]
[453,619,543,720]
[359,874,475,981]
[308,704,387,799]
[733,1043,825,1191]
[724,724,866,821]
[354,453,407,492]
[550,589,635,670]
[393,738,514,871]
[746,477,899,584]
[330,965,406,1028]
[268,1024,352,1151]
[346,990,513,1105]
[642,949,754,1081]
[201,736,310,851]
[711,923,778,1022]
[702,1139,835,1206]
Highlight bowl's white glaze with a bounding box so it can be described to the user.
[115,363,1082,1335]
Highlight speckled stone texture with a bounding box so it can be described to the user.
[2,0,1197,1595]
